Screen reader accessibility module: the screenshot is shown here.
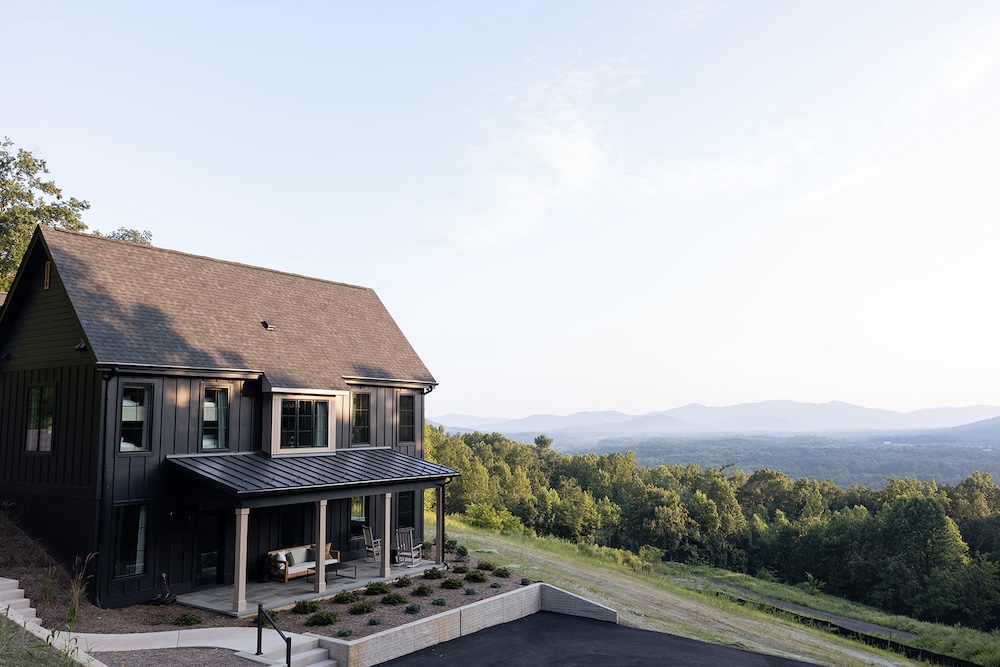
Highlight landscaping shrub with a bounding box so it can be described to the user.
[381,592,408,605]
[365,581,391,595]
[493,567,511,578]
[349,601,376,615]
[451,565,469,574]
[338,629,352,637]
[441,577,464,590]
[293,600,322,614]
[455,545,468,559]
[405,603,421,614]
[464,569,487,583]
[444,539,458,552]
[464,588,477,595]
[521,578,531,586]
[422,567,444,580]
[394,575,412,588]
[432,598,446,606]
[490,582,502,589]
[368,617,382,626]
[412,584,433,597]
[332,590,362,604]
[305,611,340,626]
[476,560,496,571]
[173,612,202,626]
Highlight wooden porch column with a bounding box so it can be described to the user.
[436,485,445,565]
[233,507,250,614]
[380,492,392,578]
[314,499,327,594]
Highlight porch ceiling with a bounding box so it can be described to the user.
[166,449,458,502]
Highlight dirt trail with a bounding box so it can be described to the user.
[453,528,916,667]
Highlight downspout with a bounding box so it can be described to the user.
[93,367,116,608]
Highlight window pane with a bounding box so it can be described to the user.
[297,400,313,447]
[203,388,228,449]
[279,398,331,449]
[350,496,366,537]
[121,385,151,452]
[26,387,40,452]
[398,491,415,529]
[114,505,148,577]
[399,395,415,442]
[352,394,370,444]
[280,399,296,448]
[39,386,54,452]
[315,401,329,448]
[26,385,55,453]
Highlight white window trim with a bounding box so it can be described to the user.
[265,391,344,456]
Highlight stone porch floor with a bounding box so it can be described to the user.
[177,557,442,617]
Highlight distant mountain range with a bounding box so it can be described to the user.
[431,401,1000,442]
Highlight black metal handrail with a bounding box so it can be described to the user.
[256,603,292,667]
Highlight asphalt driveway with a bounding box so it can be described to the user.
[382,611,820,666]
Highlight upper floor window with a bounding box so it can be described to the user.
[280,398,328,448]
[121,384,152,452]
[399,395,415,442]
[202,387,229,450]
[352,393,370,444]
[26,385,55,453]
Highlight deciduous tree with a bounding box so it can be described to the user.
[0,138,88,289]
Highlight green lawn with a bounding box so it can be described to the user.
[0,615,79,667]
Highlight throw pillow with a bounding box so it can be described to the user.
[286,551,295,566]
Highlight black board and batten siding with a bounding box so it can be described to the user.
[98,374,260,604]
[0,255,102,566]
[344,386,424,458]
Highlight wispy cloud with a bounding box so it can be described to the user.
[437,63,613,248]
[938,17,1000,94]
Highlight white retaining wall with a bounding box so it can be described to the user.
[314,583,617,667]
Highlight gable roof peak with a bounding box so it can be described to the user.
[36,224,435,390]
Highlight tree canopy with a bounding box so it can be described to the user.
[0,138,153,290]
[426,424,1000,629]
[0,137,89,289]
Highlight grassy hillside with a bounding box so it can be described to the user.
[434,515,1000,666]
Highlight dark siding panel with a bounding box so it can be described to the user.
[0,365,100,491]
[2,255,90,372]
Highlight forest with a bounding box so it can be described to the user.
[425,425,1000,630]
[578,437,1000,488]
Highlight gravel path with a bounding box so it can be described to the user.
[696,575,920,641]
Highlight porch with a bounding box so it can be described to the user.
[177,556,442,617]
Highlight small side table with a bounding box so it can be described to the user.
[327,562,357,580]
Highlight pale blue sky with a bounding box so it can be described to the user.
[6,2,1000,418]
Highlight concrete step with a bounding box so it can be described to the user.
[290,647,332,667]
[257,637,335,667]
[0,588,26,602]
[0,579,36,623]
[2,597,32,612]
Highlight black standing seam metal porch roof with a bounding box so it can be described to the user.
[166,449,459,502]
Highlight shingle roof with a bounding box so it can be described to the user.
[167,449,457,497]
[38,226,435,390]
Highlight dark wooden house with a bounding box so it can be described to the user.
[0,225,457,611]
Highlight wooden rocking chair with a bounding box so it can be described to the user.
[362,525,381,562]
[396,528,422,567]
